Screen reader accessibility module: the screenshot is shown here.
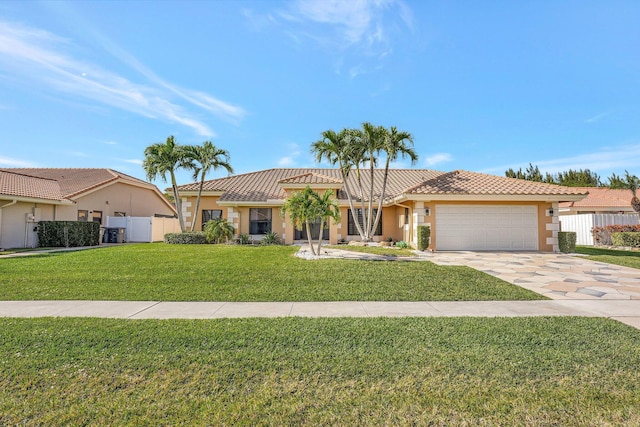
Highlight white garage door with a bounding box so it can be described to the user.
[435,205,538,251]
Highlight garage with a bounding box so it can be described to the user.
[435,205,539,251]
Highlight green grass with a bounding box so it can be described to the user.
[1,317,638,426]
[326,244,417,257]
[0,243,541,301]
[575,246,640,269]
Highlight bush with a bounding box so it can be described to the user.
[592,224,640,246]
[203,218,235,244]
[164,232,207,244]
[261,231,281,245]
[417,225,431,251]
[558,231,576,253]
[611,232,640,247]
[236,233,252,245]
[37,221,100,247]
[395,241,409,249]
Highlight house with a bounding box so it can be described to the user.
[558,187,635,215]
[175,168,587,252]
[0,168,177,249]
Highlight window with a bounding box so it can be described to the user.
[348,209,382,236]
[201,209,222,230]
[77,210,88,222]
[250,208,272,234]
[114,211,126,217]
[92,210,103,224]
[404,208,409,225]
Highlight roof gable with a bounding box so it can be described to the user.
[0,170,66,202]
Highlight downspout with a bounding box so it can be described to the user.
[0,200,18,249]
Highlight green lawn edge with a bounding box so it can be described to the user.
[575,245,640,269]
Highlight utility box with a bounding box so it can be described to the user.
[103,227,126,244]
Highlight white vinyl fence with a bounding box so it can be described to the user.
[559,214,639,245]
[105,216,180,243]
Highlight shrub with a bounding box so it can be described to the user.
[261,231,281,245]
[37,221,100,247]
[203,218,235,244]
[558,231,577,253]
[395,241,409,249]
[164,232,207,244]
[611,232,640,247]
[417,225,431,251]
[592,225,640,246]
[236,233,252,245]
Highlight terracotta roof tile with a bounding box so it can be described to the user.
[277,172,343,185]
[559,187,633,208]
[0,170,65,201]
[407,170,588,196]
[0,168,148,198]
[176,168,583,204]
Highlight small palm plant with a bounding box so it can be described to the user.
[203,218,235,244]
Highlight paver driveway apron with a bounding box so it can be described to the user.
[429,251,640,300]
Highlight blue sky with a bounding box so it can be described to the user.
[1,0,639,187]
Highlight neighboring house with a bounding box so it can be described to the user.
[175,168,586,252]
[0,168,177,249]
[558,187,635,215]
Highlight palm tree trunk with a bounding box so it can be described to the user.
[371,159,389,238]
[191,174,205,231]
[366,156,375,240]
[170,173,186,232]
[305,220,316,256]
[354,165,369,241]
[339,166,366,240]
[316,219,325,255]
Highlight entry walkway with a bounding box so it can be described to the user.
[0,300,639,329]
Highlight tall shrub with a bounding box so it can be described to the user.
[558,231,576,253]
[417,225,431,251]
[37,221,100,247]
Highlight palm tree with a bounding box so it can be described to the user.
[142,135,187,232]
[183,141,233,231]
[311,129,367,239]
[203,218,235,244]
[281,186,318,255]
[312,189,341,254]
[369,126,417,236]
[624,170,640,215]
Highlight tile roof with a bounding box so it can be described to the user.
[406,170,588,196]
[0,170,66,201]
[0,168,160,205]
[559,187,634,209]
[277,172,343,185]
[176,168,586,204]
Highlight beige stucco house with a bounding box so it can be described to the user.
[559,187,635,215]
[0,168,176,249]
[176,168,587,252]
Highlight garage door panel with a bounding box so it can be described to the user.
[436,205,538,251]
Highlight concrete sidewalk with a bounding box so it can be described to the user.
[1,300,639,329]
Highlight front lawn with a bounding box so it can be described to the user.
[575,246,640,269]
[326,244,417,257]
[0,244,541,301]
[1,317,638,426]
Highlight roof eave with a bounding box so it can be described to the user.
[0,195,75,205]
[396,194,588,202]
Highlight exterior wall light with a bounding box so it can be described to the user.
[425,207,430,216]
[548,208,554,216]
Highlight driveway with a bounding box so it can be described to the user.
[429,251,640,300]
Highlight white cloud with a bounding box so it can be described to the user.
[425,153,452,166]
[0,20,246,136]
[482,143,640,176]
[278,156,296,166]
[119,158,143,165]
[585,111,611,124]
[0,156,36,167]
[66,151,89,158]
[103,140,117,145]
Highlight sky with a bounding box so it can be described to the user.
[1,0,639,187]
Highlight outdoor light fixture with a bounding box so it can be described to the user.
[548,208,554,216]
[425,207,430,216]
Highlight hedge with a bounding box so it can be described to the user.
[417,225,431,251]
[557,231,576,253]
[592,224,640,246]
[37,221,100,247]
[611,232,640,247]
[164,232,208,244]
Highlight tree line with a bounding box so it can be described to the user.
[505,163,638,189]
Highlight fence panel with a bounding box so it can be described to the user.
[559,214,639,246]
